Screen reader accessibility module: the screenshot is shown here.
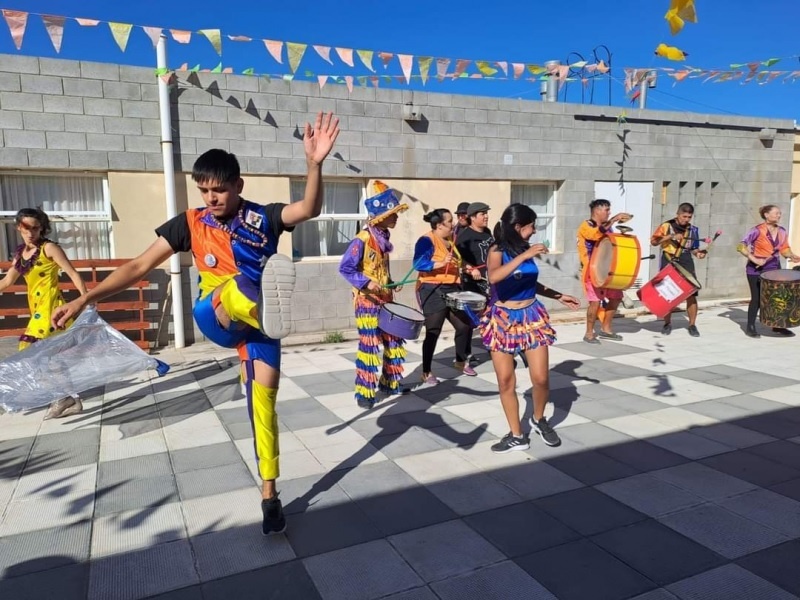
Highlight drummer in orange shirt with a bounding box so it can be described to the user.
[576,199,631,343]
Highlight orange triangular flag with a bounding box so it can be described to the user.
[357,50,375,72]
[397,54,414,83]
[264,40,283,64]
[199,29,222,54]
[287,42,307,73]
[379,52,393,68]
[42,15,65,53]
[512,63,525,79]
[170,29,191,44]
[318,75,328,89]
[109,22,133,52]
[75,18,99,26]
[142,26,162,48]
[436,58,450,81]
[336,47,354,67]
[160,72,174,84]
[2,9,27,50]
[596,60,609,74]
[314,45,333,64]
[344,76,354,92]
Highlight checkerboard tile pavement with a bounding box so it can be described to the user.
[1,306,800,599]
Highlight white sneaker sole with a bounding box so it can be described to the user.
[259,254,295,340]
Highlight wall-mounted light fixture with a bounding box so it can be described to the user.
[402,102,422,121]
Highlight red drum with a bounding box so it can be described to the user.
[637,262,702,318]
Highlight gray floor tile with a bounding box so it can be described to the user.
[592,520,727,585]
[689,423,776,449]
[736,414,800,439]
[570,398,637,421]
[280,474,352,515]
[556,341,647,358]
[0,521,91,577]
[667,563,798,600]
[286,502,383,558]
[596,474,705,517]
[280,407,342,431]
[422,422,495,449]
[94,474,179,517]
[771,477,800,502]
[170,442,243,473]
[191,525,295,581]
[32,428,100,453]
[214,406,250,426]
[557,422,637,449]
[0,563,88,600]
[145,585,204,600]
[488,460,584,500]
[201,560,322,600]
[27,444,99,472]
[426,470,523,516]
[380,587,438,600]
[465,501,581,558]
[279,397,329,416]
[650,463,758,502]
[648,431,735,460]
[712,375,799,394]
[629,590,680,600]
[598,440,690,473]
[516,538,655,600]
[97,453,172,487]
[736,540,800,597]
[546,450,641,485]
[304,539,423,600]
[389,520,505,582]
[223,421,253,440]
[88,539,199,600]
[175,462,256,500]
[720,489,800,538]
[371,427,449,459]
[432,560,556,600]
[744,440,800,470]
[681,400,751,421]
[700,451,800,487]
[157,390,213,426]
[659,504,789,560]
[534,487,648,536]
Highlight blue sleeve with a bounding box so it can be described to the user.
[691,226,700,250]
[413,237,436,272]
[338,238,370,289]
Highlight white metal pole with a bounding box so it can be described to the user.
[156,34,186,348]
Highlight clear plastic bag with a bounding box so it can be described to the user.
[0,305,169,412]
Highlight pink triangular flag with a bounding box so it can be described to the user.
[317,75,328,89]
[142,26,162,48]
[314,45,333,64]
[496,61,508,76]
[75,18,99,26]
[160,72,173,84]
[344,76,354,92]
[379,52,393,68]
[370,76,379,87]
[397,54,413,83]
[109,22,133,52]
[512,63,525,79]
[42,15,65,53]
[264,40,283,64]
[336,47,354,67]
[222,67,233,74]
[177,63,188,71]
[170,29,191,44]
[2,9,27,50]
[436,58,450,81]
[454,59,470,77]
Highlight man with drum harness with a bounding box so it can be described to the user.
[577,199,631,343]
[651,203,707,337]
[339,182,409,408]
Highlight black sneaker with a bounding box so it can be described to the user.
[745,325,760,338]
[356,398,375,410]
[773,327,796,337]
[491,432,530,454]
[687,325,700,337]
[531,417,561,447]
[261,496,287,536]
[661,323,672,336]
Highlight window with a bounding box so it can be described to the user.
[0,173,112,260]
[511,183,558,249]
[290,180,365,259]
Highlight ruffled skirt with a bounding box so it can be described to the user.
[479,299,556,354]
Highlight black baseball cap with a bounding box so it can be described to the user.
[456,202,470,215]
[467,202,490,216]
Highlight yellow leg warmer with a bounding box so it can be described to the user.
[249,380,280,481]
[219,278,260,330]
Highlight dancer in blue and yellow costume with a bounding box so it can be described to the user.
[0,207,87,419]
[53,112,341,536]
[339,182,408,408]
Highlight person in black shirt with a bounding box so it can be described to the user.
[53,112,341,536]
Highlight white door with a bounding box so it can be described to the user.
[594,181,654,285]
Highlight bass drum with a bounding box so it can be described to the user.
[589,233,642,290]
[759,269,800,328]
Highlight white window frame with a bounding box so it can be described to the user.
[511,182,559,252]
[0,171,115,260]
[289,178,367,261]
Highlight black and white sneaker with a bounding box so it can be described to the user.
[531,417,561,447]
[259,254,295,340]
[262,496,287,535]
[491,432,530,454]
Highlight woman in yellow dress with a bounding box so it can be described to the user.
[0,208,88,418]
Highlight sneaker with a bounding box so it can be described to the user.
[583,336,601,344]
[455,362,478,377]
[773,327,796,337]
[356,398,375,410]
[491,432,530,454]
[531,416,561,447]
[745,325,761,338]
[687,325,700,337]
[44,397,79,420]
[421,373,440,385]
[261,496,287,536]
[661,323,672,336]
[259,254,295,340]
[57,397,83,418]
[597,331,623,341]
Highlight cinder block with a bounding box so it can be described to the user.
[176,121,212,139]
[197,139,229,154]
[87,133,125,152]
[120,65,157,84]
[1,91,43,111]
[124,135,160,153]
[122,101,158,119]
[193,105,228,123]
[22,112,66,132]
[104,117,142,135]
[442,107,466,121]
[226,107,265,125]
[0,147,29,167]
[335,99,365,116]
[244,93,278,111]
[245,157,279,174]
[224,74,260,92]
[21,74,63,95]
[140,119,161,137]
[413,135,439,150]
[3,55,39,74]
[293,318,323,333]
[108,152,145,171]
[46,131,87,150]
[64,78,102,98]
[428,150,453,163]
[345,116,376,132]
[68,150,109,169]
[145,153,164,170]
[42,95,83,115]
[6,130,46,149]
[211,123,246,140]
[65,114,104,133]
[84,98,122,117]
[229,140,262,157]
[100,81,141,102]
[28,149,69,168]
[363,132,390,147]
[244,124,277,142]
[364,102,394,118]
[276,95,308,112]
[80,61,120,81]
[346,145,377,162]
[0,73,21,92]
[262,142,294,158]
[0,110,22,129]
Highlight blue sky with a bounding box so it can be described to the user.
[2,0,799,122]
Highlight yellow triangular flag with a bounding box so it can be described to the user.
[199,29,222,55]
[418,57,433,85]
[109,22,133,52]
[357,50,375,72]
[475,61,497,76]
[287,42,307,73]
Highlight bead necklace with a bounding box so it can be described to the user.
[208,204,270,249]
[13,240,47,277]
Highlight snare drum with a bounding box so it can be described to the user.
[378,302,425,340]
[637,261,702,318]
[589,233,642,290]
[444,291,487,312]
[759,269,800,328]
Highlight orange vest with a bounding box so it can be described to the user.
[417,232,462,286]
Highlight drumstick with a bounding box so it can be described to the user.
[703,230,723,251]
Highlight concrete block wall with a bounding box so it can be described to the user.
[1,53,796,340]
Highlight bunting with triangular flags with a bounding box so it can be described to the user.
[109,22,133,52]
[41,14,65,53]
[2,9,27,49]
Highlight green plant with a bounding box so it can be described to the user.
[322,331,345,344]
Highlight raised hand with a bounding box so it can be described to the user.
[304,112,340,166]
